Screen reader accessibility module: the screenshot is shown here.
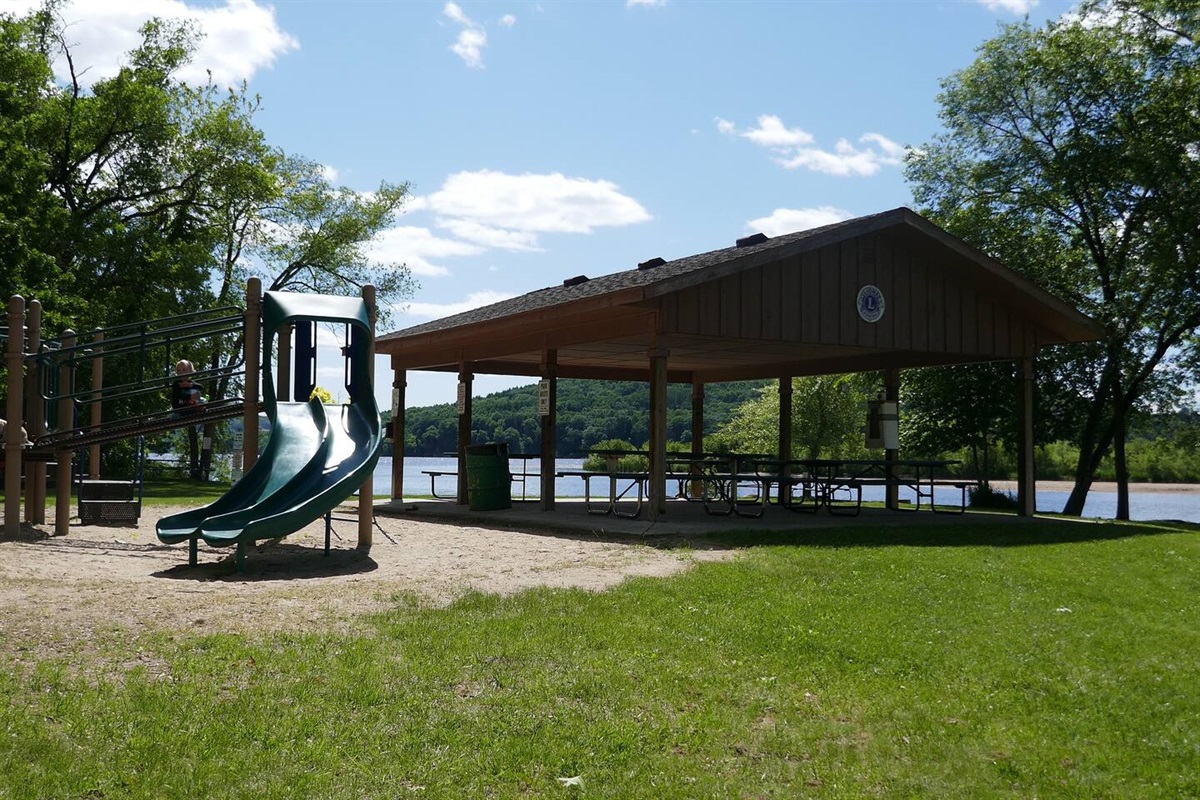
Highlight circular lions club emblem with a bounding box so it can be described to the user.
[856,284,885,323]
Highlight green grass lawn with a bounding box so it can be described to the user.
[1,519,1198,798]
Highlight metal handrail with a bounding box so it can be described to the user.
[33,316,244,363]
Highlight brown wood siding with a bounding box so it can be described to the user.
[800,251,821,343]
[656,230,1064,362]
[945,262,962,352]
[872,232,891,346]
[742,264,763,340]
[761,260,782,340]
[782,255,803,341]
[840,240,858,346]
[928,254,946,352]
[819,245,840,344]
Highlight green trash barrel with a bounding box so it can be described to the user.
[465,443,512,511]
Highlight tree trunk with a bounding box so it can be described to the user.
[1062,356,1120,516]
[1114,378,1130,521]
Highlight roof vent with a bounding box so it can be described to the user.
[637,257,666,271]
[563,275,589,287]
[736,232,769,248]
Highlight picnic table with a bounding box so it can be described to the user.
[782,458,972,515]
[556,448,648,518]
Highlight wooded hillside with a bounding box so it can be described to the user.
[392,379,768,456]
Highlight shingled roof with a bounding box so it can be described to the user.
[381,209,899,342]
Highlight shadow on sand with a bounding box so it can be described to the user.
[152,540,379,582]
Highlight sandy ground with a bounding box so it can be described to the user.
[0,504,732,657]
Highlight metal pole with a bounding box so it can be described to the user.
[358,284,375,548]
[5,296,25,538]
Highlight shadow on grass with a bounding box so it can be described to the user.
[152,541,379,583]
[695,516,1199,550]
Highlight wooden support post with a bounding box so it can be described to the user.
[778,376,793,503]
[54,329,75,537]
[1017,357,1036,517]
[243,278,262,471]
[5,295,25,538]
[540,349,557,511]
[690,381,704,499]
[391,366,406,501]
[24,300,44,524]
[358,284,375,548]
[456,368,473,505]
[88,329,103,479]
[885,368,900,511]
[649,345,668,518]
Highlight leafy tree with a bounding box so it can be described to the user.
[906,0,1200,517]
[1,4,417,478]
[711,375,877,460]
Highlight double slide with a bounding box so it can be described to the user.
[157,291,382,568]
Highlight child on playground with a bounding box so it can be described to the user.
[170,360,205,414]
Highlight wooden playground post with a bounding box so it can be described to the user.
[243,278,262,472]
[54,330,75,537]
[89,329,103,479]
[358,284,376,549]
[24,299,45,524]
[5,296,25,538]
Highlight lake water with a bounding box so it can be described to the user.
[375,456,1200,523]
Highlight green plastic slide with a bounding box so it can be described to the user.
[156,290,382,566]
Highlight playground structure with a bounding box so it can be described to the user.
[3,279,381,566]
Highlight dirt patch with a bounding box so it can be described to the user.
[0,504,730,655]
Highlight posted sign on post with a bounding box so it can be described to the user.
[456,382,467,415]
[537,379,551,416]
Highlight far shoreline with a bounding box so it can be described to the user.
[991,480,1199,495]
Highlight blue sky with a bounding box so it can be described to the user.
[6,0,1077,410]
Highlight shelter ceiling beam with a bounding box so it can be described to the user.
[694,350,1023,383]
[413,359,695,383]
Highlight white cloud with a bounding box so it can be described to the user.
[16,0,298,88]
[403,290,517,319]
[437,218,542,251]
[747,206,854,237]
[319,164,339,183]
[443,2,487,68]
[627,0,667,6]
[718,116,907,177]
[367,226,484,277]
[423,169,652,237]
[442,1,470,24]
[500,14,516,27]
[387,171,649,280]
[739,114,815,148]
[977,0,1038,13]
